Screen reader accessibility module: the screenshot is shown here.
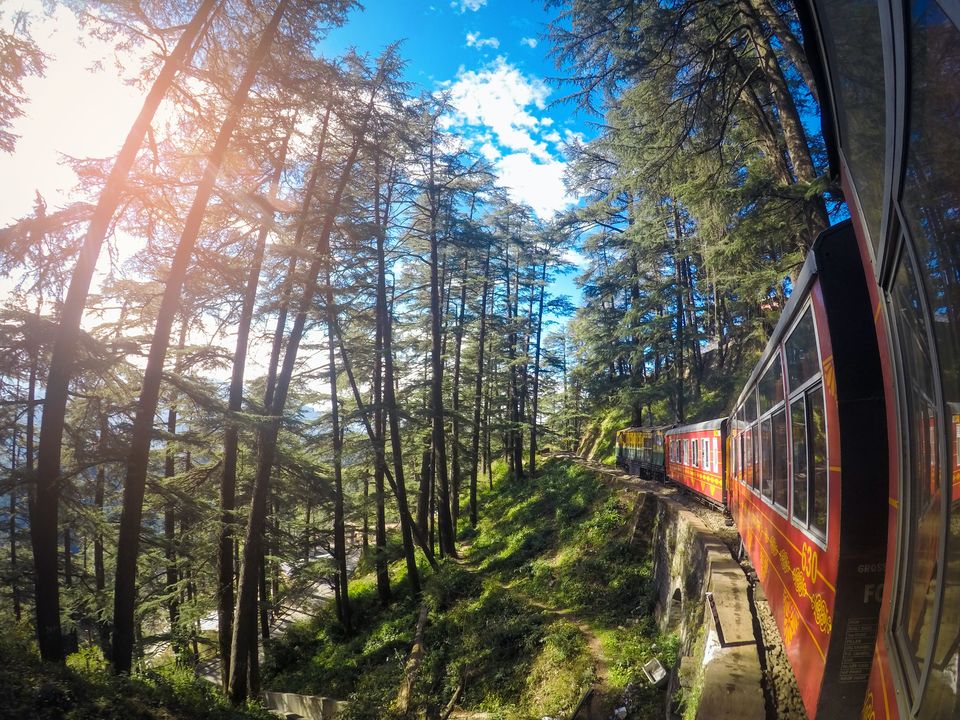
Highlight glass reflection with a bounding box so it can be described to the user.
[816,0,887,250]
[902,2,960,714]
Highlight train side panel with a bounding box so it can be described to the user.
[728,222,887,720]
[665,420,726,506]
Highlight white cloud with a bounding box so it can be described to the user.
[465,31,500,50]
[451,0,487,11]
[441,57,551,159]
[561,249,589,269]
[520,37,538,48]
[495,153,574,218]
[439,58,576,218]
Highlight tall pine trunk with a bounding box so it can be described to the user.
[427,143,456,558]
[112,0,290,675]
[229,63,383,701]
[217,126,291,692]
[31,0,217,661]
[449,259,468,530]
[468,245,491,526]
[528,261,546,475]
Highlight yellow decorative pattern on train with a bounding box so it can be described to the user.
[792,567,809,598]
[802,542,818,581]
[822,354,836,400]
[811,593,832,634]
[783,592,799,645]
[861,691,876,720]
[765,525,834,637]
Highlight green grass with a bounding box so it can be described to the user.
[0,627,272,720]
[262,458,676,718]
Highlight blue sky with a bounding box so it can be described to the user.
[320,0,588,221]
[0,1,587,303]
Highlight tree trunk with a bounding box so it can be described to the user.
[450,259,468,531]
[112,0,289,675]
[218,125,290,692]
[529,260,547,475]
[31,0,217,662]
[469,244,491,526]
[229,56,382,702]
[164,321,187,662]
[372,155,390,605]
[324,274,351,633]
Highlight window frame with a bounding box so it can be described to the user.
[784,301,829,548]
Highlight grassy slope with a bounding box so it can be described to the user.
[263,459,678,719]
[0,629,272,720]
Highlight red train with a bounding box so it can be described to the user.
[616,220,888,719]
[618,3,960,717]
[797,2,960,718]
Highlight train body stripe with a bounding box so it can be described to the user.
[740,492,836,593]
[753,537,827,661]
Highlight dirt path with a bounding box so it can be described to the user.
[519,591,614,718]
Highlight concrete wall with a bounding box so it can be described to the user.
[609,470,766,720]
[262,691,348,719]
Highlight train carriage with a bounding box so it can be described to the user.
[616,425,671,481]
[728,221,888,720]
[665,420,727,507]
[797,2,960,717]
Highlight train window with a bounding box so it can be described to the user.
[713,437,719,474]
[692,439,699,467]
[703,438,710,471]
[810,387,828,538]
[895,4,960,710]
[814,0,888,253]
[748,425,759,492]
[772,409,789,510]
[744,389,758,423]
[760,417,773,501]
[785,307,819,392]
[758,354,784,415]
[890,252,942,693]
[791,398,809,525]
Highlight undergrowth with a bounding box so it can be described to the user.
[262,458,676,718]
[0,626,271,720]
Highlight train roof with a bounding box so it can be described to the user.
[731,221,851,414]
[665,418,725,435]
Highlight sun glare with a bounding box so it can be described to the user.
[1,6,144,226]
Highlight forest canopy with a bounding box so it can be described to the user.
[0,0,836,712]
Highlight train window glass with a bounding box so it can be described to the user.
[890,253,942,688]
[749,425,759,492]
[810,387,828,538]
[758,354,784,415]
[760,417,773,500]
[791,398,809,525]
[814,0,887,252]
[693,439,699,467]
[713,437,719,474]
[898,5,960,703]
[785,307,819,392]
[773,409,789,510]
[703,438,710,471]
[745,389,758,423]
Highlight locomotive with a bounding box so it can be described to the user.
[619,3,960,717]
